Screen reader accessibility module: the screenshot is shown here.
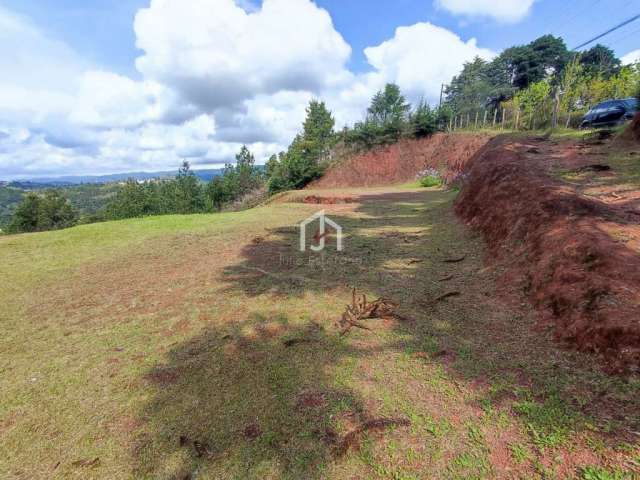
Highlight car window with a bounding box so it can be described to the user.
[623,98,638,110]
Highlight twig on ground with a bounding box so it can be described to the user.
[422,291,461,307]
[335,417,411,456]
[442,255,466,263]
[337,288,398,335]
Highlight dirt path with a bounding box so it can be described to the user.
[1,185,639,479]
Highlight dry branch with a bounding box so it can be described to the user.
[337,288,398,335]
[335,417,411,456]
[442,255,466,263]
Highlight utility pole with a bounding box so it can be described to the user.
[439,84,444,109]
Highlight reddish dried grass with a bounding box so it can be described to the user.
[455,137,640,371]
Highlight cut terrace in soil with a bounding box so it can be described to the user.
[0,133,638,479]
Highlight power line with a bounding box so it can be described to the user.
[573,12,640,49]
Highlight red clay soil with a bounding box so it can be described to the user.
[455,136,640,371]
[301,195,355,205]
[621,112,640,142]
[311,133,492,188]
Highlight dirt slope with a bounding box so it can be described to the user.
[621,112,640,142]
[311,133,492,188]
[455,135,640,371]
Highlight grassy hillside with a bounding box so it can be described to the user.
[1,185,638,479]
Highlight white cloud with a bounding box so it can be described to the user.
[0,0,499,179]
[0,6,86,123]
[69,71,196,128]
[363,23,495,103]
[133,0,351,110]
[435,0,535,23]
[622,49,640,66]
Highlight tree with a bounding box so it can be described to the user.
[579,44,621,78]
[234,146,262,195]
[488,35,569,92]
[8,190,78,233]
[410,100,437,137]
[205,146,263,209]
[265,154,280,179]
[301,100,335,162]
[8,193,41,233]
[444,57,494,115]
[173,161,206,214]
[367,83,410,129]
[267,100,337,194]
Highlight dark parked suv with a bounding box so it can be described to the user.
[580,97,638,128]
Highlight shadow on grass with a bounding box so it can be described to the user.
[134,189,640,477]
[132,313,390,479]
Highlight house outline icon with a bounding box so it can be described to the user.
[299,210,343,252]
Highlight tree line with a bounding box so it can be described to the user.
[442,36,639,129]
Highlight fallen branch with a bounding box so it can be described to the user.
[283,338,319,347]
[422,291,461,307]
[337,288,398,335]
[335,417,411,456]
[442,255,466,263]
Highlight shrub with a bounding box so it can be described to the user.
[417,167,442,188]
[420,176,442,188]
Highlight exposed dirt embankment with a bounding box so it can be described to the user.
[621,112,640,142]
[455,137,640,371]
[311,133,492,188]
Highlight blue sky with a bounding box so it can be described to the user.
[1,0,639,179]
[5,0,639,75]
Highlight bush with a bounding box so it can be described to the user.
[417,167,442,188]
[420,176,442,188]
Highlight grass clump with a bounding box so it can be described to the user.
[417,168,443,188]
[580,465,630,480]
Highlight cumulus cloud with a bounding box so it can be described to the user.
[134,0,351,110]
[0,0,499,179]
[363,23,495,102]
[622,49,640,66]
[69,71,197,128]
[434,0,535,23]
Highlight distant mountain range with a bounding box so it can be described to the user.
[3,168,226,188]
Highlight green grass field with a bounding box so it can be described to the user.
[1,186,638,479]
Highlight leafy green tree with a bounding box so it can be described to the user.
[578,44,621,78]
[7,193,41,233]
[8,190,78,233]
[38,190,79,230]
[444,57,495,115]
